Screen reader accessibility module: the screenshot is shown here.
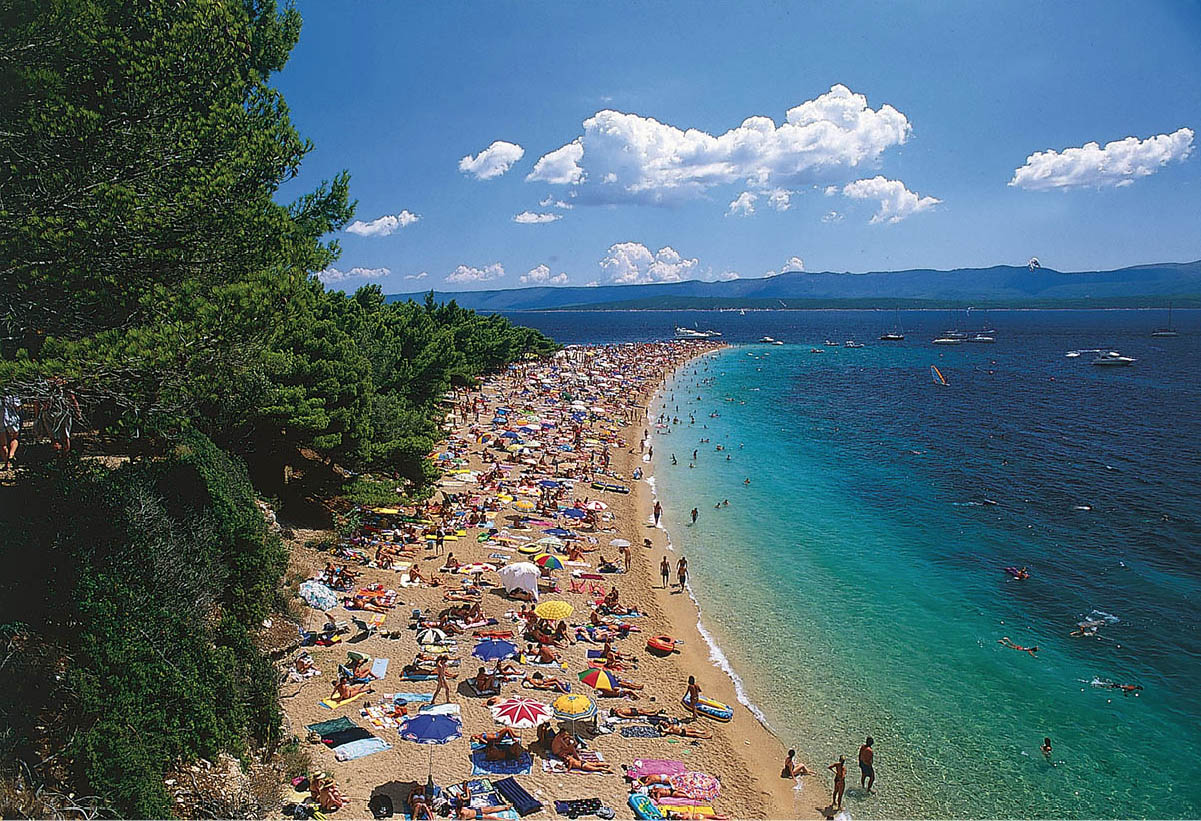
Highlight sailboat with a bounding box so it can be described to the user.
[879,308,905,341]
[1151,305,1178,338]
[930,365,948,386]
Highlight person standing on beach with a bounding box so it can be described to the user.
[676,556,688,589]
[685,675,701,721]
[660,557,670,588]
[858,736,875,792]
[653,500,662,526]
[432,655,452,704]
[828,756,847,810]
[620,544,632,572]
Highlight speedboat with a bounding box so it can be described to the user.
[772,339,784,345]
[1092,351,1136,366]
[932,337,963,345]
[675,327,712,339]
[967,334,995,343]
[759,336,776,343]
[878,331,904,341]
[824,339,842,347]
[844,340,864,348]
[810,347,825,354]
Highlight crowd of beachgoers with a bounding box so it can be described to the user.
[276,339,831,820]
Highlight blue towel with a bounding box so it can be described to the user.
[390,692,433,704]
[470,748,533,775]
[371,658,390,679]
[332,736,392,761]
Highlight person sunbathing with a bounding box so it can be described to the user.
[407,787,435,820]
[998,636,1039,656]
[482,736,527,762]
[329,673,371,702]
[456,805,512,820]
[491,659,521,677]
[345,593,389,613]
[657,719,711,739]
[782,749,813,778]
[609,705,663,719]
[562,753,613,773]
[472,667,498,693]
[600,640,632,662]
[294,653,317,676]
[445,588,482,603]
[523,671,570,693]
[473,727,520,745]
[532,644,560,664]
[310,774,347,812]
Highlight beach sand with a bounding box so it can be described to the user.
[276,342,817,819]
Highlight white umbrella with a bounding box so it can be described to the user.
[497,562,540,601]
[609,538,631,548]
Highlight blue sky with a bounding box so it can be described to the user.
[275,1,1201,292]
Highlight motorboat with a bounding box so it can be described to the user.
[772,339,784,345]
[810,347,825,353]
[967,334,995,343]
[844,340,865,348]
[1092,351,1136,366]
[675,327,713,339]
[932,336,964,345]
[878,331,905,341]
[824,339,842,347]
[759,336,776,343]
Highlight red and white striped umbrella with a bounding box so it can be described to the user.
[489,697,553,729]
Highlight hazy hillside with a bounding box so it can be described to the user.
[387,261,1201,310]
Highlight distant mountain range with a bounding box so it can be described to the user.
[387,260,1201,311]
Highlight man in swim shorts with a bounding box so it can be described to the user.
[858,736,875,792]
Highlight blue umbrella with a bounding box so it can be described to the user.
[399,712,462,745]
[561,508,586,520]
[500,431,521,439]
[538,480,560,489]
[543,528,573,538]
[472,638,518,662]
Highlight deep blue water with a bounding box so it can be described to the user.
[506,310,1201,818]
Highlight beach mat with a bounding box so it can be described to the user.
[625,759,686,780]
[306,716,356,736]
[470,746,533,776]
[493,777,542,817]
[619,725,660,738]
[319,690,370,709]
[333,736,391,761]
[554,798,604,817]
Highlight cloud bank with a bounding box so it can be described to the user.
[317,266,390,285]
[446,263,505,283]
[520,264,568,285]
[513,211,562,224]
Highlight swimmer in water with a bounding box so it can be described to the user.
[1041,737,1052,759]
[1109,682,1142,695]
[998,637,1039,656]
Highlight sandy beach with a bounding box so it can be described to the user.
[276,341,817,820]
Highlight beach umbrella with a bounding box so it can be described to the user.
[497,562,539,600]
[669,772,721,802]
[472,638,518,662]
[551,693,596,723]
[561,508,587,520]
[608,538,631,547]
[577,668,620,691]
[399,712,462,745]
[489,697,553,730]
[416,627,447,645]
[533,600,573,621]
[500,431,521,439]
[533,553,565,571]
[536,536,565,549]
[583,501,608,512]
[514,499,535,511]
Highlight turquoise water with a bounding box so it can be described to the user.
[640,331,1201,818]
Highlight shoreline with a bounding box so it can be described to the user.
[275,340,815,820]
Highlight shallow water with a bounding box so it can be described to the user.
[508,310,1201,818]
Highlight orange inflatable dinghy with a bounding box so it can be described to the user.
[646,635,678,654]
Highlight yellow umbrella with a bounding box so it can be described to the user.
[534,600,573,621]
[514,499,535,511]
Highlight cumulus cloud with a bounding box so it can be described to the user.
[513,211,562,224]
[446,263,505,283]
[459,140,525,180]
[539,194,573,209]
[715,271,741,281]
[403,272,428,281]
[726,191,757,216]
[317,266,390,284]
[584,280,600,287]
[520,264,568,285]
[782,256,805,272]
[527,139,584,184]
[767,189,792,211]
[345,210,420,237]
[841,176,940,223]
[821,210,844,223]
[526,85,911,206]
[1009,127,1194,190]
[599,242,699,284]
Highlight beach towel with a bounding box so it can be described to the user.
[443,779,504,808]
[654,803,716,817]
[387,692,434,704]
[469,744,533,776]
[553,798,604,817]
[333,736,392,761]
[319,690,370,709]
[370,658,390,679]
[306,716,356,736]
[399,673,437,681]
[541,750,605,775]
[625,759,686,780]
[619,725,661,739]
[319,726,374,747]
[492,777,542,817]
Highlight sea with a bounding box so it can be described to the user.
[507,310,1201,819]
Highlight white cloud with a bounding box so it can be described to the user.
[841,176,940,223]
[345,210,420,237]
[527,139,585,184]
[446,263,505,283]
[782,256,805,272]
[824,185,839,196]
[821,210,844,223]
[599,242,699,284]
[539,194,574,210]
[520,264,569,285]
[1009,127,1194,190]
[715,271,741,281]
[403,272,428,281]
[767,189,792,211]
[317,266,390,284]
[459,140,525,180]
[726,191,757,216]
[513,211,563,224]
[527,85,911,205]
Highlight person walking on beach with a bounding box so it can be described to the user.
[676,556,688,589]
[660,557,670,588]
[620,544,632,572]
[432,655,452,704]
[858,736,875,793]
[828,756,847,810]
[653,500,662,526]
[685,675,701,721]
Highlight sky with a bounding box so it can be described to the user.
[274,1,1201,292]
